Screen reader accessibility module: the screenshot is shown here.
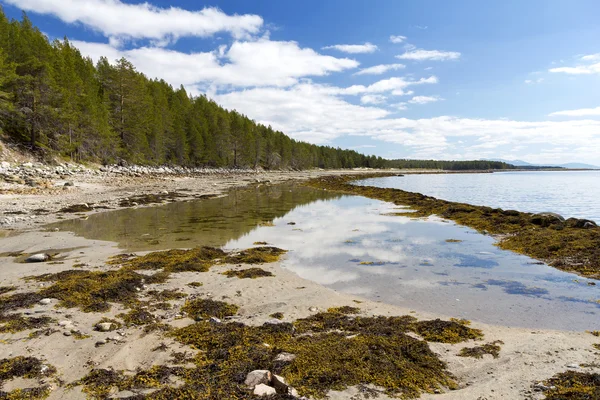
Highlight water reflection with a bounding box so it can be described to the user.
[51,184,599,331]
[224,195,599,331]
[50,184,341,251]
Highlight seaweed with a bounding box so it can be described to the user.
[224,247,287,264]
[94,317,122,331]
[0,314,54,333]
[118,308,157,326]
[181,299,239,320]
[412,319,483,344]
[146,289,187,302]
[458,340,503,359]
[0,292,44,313]
[306,174,600,279]
[187,282,203,288]
[270,312,284,320]
[0,356,56,399]
[0,287,16,296]
[32,269,146,312]
[59,203,94,213]
[327,306,361,315]
[222,268,274,279]
[121,247,226,273]
[542,371,600,399]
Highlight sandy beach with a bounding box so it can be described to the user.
[0,169,598,399]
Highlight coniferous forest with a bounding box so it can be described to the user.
[0,10,387,169]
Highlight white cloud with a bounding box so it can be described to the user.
[581,53,600,61]
[322,42,378,54]
[360,94,387,105]
[339,76,438,96]
[389,35,407,44]
[549,62,600,75]
[549,106,600,117]
[396,49,461,61]
[408,95,442,104]
[5,0,263,43]
[73,39,359,88]
[524,78,544,84]
[354,63,405,75]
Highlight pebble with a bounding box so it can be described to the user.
[566,363,579,369]
[58,320,73,327]
[95,340,107,347]
[26,253,49,263]
[96,322,114,332]
[209,317,221,324]
[308,307,318,312]
[245,370,271,387]
[63,331,72,337]
[39,298,52,305]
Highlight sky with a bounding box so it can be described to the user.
[2,0,600,164]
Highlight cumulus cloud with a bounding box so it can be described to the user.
[73,39,359,88]
[549,62,600,75]
[581,53,600,61]
[396,49,461,61]
[389,35,407,44]
[549,106,600,117]
[4,0,263,43]
[408,95,443,104]
[354,63,405,75]
[322,42,378,54]
[360,94,387,105]
[524,78,544,84]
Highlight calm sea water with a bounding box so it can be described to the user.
[357,171,600,222]
[51,183,600,331]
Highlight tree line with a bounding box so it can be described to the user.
[0,10,523,172]
[0,10,387,169]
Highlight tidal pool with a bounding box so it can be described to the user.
[52,183,599,331]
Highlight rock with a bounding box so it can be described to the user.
[63,331,72,337]
[209,317,221,324]
[565,218,597,229]
[308,307,318,312]
[95,340,107,347]
[566,363,579,369]
[271,374,290,394]
[531,213,565,227]
[96,322,114,332]
[64,181,74,187]
[58,320,73,327]
[274,352,296,363]
[253,384,276,397]
[244,370,271,387]
[26,253,50,263]
[39,298,52,305]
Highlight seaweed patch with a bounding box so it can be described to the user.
[458,340,503,359]
[223,268,274,279]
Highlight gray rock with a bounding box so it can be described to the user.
[271,374,290,394]
[566,363,579,369]
[63,331,72,337]
[58,320,73,327]
[64,181,74,187]
[308,307,318,312]
[39,298,52,305]
[253,383,276,397]
[209,317,221,324]
[26,253,50,263]
[244,370,271,387]
[95,340,107,347]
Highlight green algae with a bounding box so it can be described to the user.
[181,299,239,320]
[542,371,600,399]
[458,340,503,359]
[306,174,600,279]
[222,268,274,279]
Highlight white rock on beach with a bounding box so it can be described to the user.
[244,370,271,387]
[253,383,276,397]
[26,253,49,263]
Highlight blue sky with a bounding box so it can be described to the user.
[3,0,600,164]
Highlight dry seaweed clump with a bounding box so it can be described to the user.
[0,314,54,334]
[224,246,287,264]
[306,175,600,279]
[31,269,149,312]
[0,286,16,296]
[121,247,226,273]
[181,299,239,320]
[146,289,187,302]
[223,268,274,279]
[0,356,56,399]
[270,312,284,320]
[167,312,460,398]
[458,340,503,359]
[327,306,361,314]
[412,319,483,344]
[542,371,600,399]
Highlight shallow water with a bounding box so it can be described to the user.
[52,183,599,331]
[357,171,600,222]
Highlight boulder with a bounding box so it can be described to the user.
[271,374,290,394]
[96,322,115,332]
[253,383,276,396]
[565,218,597,229]
[244,370,271,388]
[274,352,296,363]
[531,213,565,227]
[26,253,50,263]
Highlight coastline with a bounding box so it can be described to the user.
[0,169,599,399]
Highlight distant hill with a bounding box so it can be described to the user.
[487,159,599,170]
